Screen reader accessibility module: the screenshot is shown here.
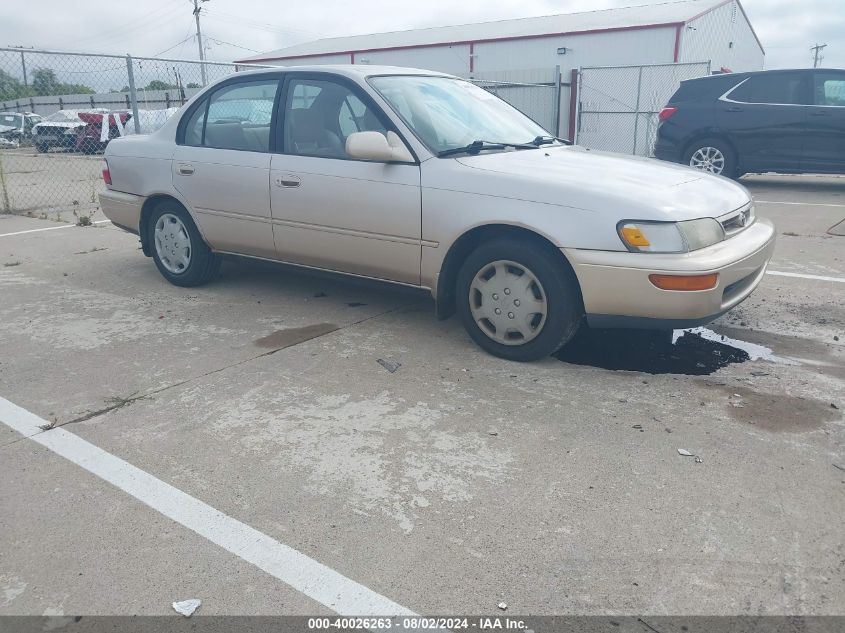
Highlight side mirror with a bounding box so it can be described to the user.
[346,131,413,163]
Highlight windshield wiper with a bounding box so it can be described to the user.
[437,139,538,157]
[531,135,573,146]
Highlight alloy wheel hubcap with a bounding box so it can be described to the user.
[154,213,191,274]
[469,260,548,346]
[690,147,725,174]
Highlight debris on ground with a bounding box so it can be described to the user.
[832,403,839,410]
[497,602,507,611]
[677,449,693,456]
[833,464,845,472]
[751,371,770,377]
[488,430,499,436]
[695,457,703,464]
[172,599,201,617]
[347,302,367,307]
[377,358,401,373]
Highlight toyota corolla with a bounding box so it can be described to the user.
[99,66,775,361]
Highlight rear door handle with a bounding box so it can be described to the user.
[177,163,194,175]
[726,106,743,112]
[810,111,831,117]
[275,174,301,188]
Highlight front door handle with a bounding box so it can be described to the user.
[726,106,743,112]
[177,163,194,175]
[810,111,831,117]
[275,174,301,188]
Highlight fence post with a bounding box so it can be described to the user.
[126,54,141,134]
[553,65,562,137]
[632,66,644,155]
[569,69,579,143]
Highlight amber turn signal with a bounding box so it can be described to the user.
[648,273,719,291]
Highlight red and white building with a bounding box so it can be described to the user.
[236,0,764,76]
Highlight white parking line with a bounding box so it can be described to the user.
[0,220,111,238]
[767,270,845,284]
[755,200,845,208]
[0,396,415,617]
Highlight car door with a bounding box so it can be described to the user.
[270,74,422,285]
[172,77,280,259]
[804,70,845,173]
[718,71,810,172]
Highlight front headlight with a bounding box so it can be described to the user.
[618,218,725,253]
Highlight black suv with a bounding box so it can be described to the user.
[654,68,845,178]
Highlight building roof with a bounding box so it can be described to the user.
[237,0,743,63]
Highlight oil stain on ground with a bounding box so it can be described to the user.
[254,323,339,350]
[717,385,839,432]
[556,327,750,375]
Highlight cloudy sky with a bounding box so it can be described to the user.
[1,0,842,70]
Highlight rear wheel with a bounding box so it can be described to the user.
[683,137,737,178]
[148,201,220,287]
[457,238,583,361]
[34,142,49,153]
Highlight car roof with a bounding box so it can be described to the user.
[233,64,458,80]
[685,67,844,85]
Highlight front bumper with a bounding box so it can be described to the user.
[563,218,776,329]
[99,189,144,234]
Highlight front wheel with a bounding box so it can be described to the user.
[148,202,220,287]
[683,137,737,178]
[457,238,583,362]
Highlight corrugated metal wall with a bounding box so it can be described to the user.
[678,0,764,71]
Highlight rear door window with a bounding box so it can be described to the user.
[184,79,279,152]
[729,73,809,105]
[813,73,845,106]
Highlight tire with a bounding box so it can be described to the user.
[34,142,48,153]
[682,137,738,179]
[147,201,220,287]
[456,238,583,362]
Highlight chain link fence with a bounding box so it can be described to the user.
[468,67,563,136]
[0,47,267,216]
[1,47,713,217]
[575,61,712,157]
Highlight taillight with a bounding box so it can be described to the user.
[101,161,111,185]
[659,107,678,122]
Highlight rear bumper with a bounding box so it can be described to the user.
[564,218,776,329]
[99,189,144,234]
[652,138,681,163]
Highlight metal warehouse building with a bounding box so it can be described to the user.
[237,0,764,154]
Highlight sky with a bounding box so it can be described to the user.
[0,0,842,71]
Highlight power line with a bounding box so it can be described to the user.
[203,37,260,54]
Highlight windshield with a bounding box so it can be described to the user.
[0,113,23,128]
[369,75,549,156]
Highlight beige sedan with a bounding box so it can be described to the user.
[99,65,775,361]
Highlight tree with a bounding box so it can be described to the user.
[186,82,201,89]
[30,68,94,96]
[144,79,177,91]
[32,68,59,96]
[0,68,30,101]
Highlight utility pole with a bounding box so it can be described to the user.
[811,43,827,68]
[7,45,32,87]
[193,0,209,85]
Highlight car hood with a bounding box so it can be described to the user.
[454,145,751,220]
[0,124,18,134]
[35,121,84,130]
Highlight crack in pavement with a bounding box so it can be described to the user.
[29,301,417,433]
